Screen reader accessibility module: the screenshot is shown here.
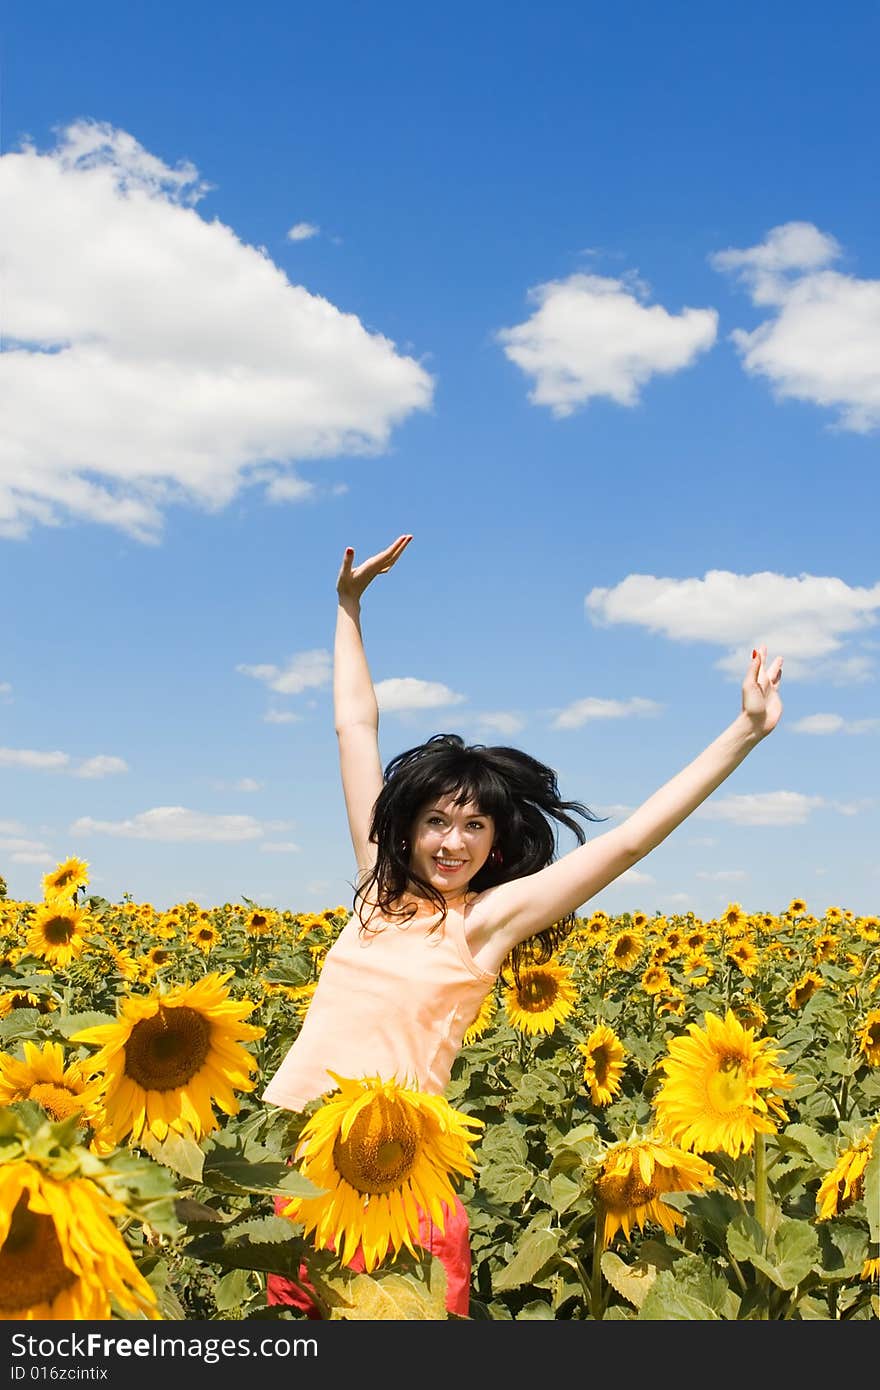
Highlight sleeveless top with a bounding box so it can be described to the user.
[261,898,498,1112]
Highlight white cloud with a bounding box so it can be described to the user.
[0,682,12,698]
[695,791,825,825]
[70,806,266,841]
[287,222,320,242]
[599,866,655,886]
[259,841,302,853]
[10,851,54,865]
[374,677,468,713]
[551,695,662,730]
[0,821,26,834]
[237,648,332,695]
[0,121,433,541]
[695,869,748,881]
[73,754,129,779]
[0,837,50,855]
[0,747,128,776]
[235,777,263,792]
[496,271,717,416]
[585,569,880,683]
[467,712,527,736]
[263,709,302,724]
[0,747,70,771]
[790,713,880,735]
[711,222,880,432]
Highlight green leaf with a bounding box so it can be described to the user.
[548,1171,582,1214]
[141,1131,205,1182]
[213,1268,256,1312]
[201,1131,322,1198]
[493,1225,560,1291]
[477,1160,534,1205]
[731,1215,820,1290]
[639,1272,722,1320]
[779,1123,839,1169]
[600,1250,658,1310]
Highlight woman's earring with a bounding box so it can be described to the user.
[489,846,502,866]
[400,839,409,853]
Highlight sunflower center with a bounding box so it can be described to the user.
[0,1194,78,1314]
[597,1170,658,1211]
[706,1054,751,1113]
[124,1005,211,1091]
[591,1045,611,1083]
[518,975,558,1011]
[27,1082,88,1123]
[42,915,75,945]
[332,1096,422,1194]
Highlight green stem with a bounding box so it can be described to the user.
[753,1133,768,1247]
[590,1205,605,1320]
[753,1132,770,1319]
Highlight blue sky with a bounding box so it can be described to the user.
[2,1,878,921]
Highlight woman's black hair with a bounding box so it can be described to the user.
[352,733,607,983]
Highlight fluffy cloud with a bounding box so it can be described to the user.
[70,807,266,841]
[496,271,717,415]
[0,122,433,540]
[374,677,468,713]
[790,713,880,735]
[711,222,880,432]
[585,569,880,682]
[287,222,320,242]
[237,648,332,695]
[695,791,825,825]
[0,747,127,776]
[551,695,662,731]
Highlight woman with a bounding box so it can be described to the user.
[263,533,783,1314]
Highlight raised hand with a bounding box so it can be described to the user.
[741,644,783,737]
[336,534,413,605]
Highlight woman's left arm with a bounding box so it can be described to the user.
[487,645,783,948]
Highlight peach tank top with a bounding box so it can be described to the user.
[261,899,497,1112]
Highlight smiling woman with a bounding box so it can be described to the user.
[261,533,785,1317]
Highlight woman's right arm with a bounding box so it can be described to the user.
[334,535,412,878]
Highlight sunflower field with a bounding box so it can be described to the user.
[0,859,878,1322]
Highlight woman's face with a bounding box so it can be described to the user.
[408,793,495,898]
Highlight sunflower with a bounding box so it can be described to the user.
[857,1009,880,1066]
[71,971,265,1144]
[652,1009,795,1157]
[815,1122,878,1220]
[279,1072,483,1272]
[857,916,880,943]
[727,939,760,976]
[188,919,221,954]
[786,898,808,918]
[813,933,838,964]
[41,857,89,901]
[0,1041,105,1130]
[502,962,577,1037]
[463,990,498,1045]
[26,900,92,968]
[607,931,641,970]
[140,945,175,979]
[0,990,56,1018]
[733,998,768,1031]
[640,964,671,996]
[720,902,748,934]
[0,1160,159,1320]
[245,908,274,937]
[787,971,823,1010]
[656,990,686,1017]
[594,1134,716,1247]
[824,905,844,925]
[579,1024,626,1106]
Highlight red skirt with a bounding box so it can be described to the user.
[267,1192,471,1317]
